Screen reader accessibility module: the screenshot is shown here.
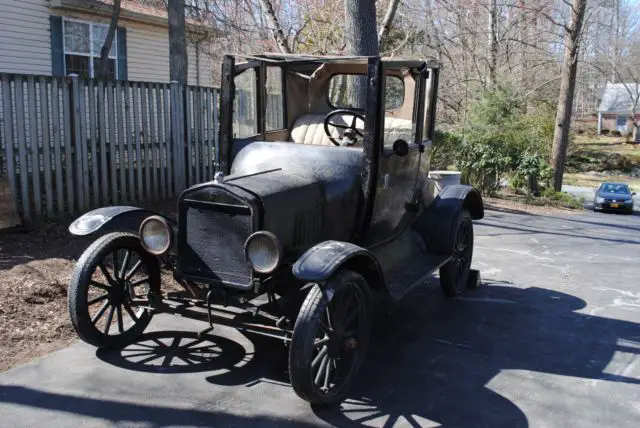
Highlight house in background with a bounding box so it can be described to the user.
[0,0,217,86]
[597,82,640,135]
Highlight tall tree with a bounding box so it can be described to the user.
[343,0,378,108]
[550,0,587,191]
[97,0,122,79]
[168,0,188,84]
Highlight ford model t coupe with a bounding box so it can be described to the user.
[67,54,484,404]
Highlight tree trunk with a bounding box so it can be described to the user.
[168,0,188,85]
[488,0,499,86]
[378,0,401,48]
[97,0,121,80]
[259,0,292,54]
[343,0,378,109]
[551,0,587,191]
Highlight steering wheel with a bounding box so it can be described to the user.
[323,109,366,146]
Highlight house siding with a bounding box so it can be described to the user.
[0,0,53,76]
[0,0,212,86]
[601,113,640,133]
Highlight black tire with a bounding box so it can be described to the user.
[68,232,161,349]
[289,269,372,405]
[440,210,474,297]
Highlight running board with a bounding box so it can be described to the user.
[385,253,451,300]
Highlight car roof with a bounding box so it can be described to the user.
[230,53,440,70]
[601,182,629,186]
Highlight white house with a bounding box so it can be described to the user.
[0,0,216,86]
[597,82,640,135]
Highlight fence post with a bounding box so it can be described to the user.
[170,81,186,192]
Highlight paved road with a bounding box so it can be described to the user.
[563,184,640,212]
[1,209,640,427]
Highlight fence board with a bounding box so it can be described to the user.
[1,76,18,220]
[97,81,108,205]
[39,77,53,217]
[76,78,89,211]
[51,78,64,216]
[148,84,158,200]
[62,78,75,214]
[213,90,219,172]
[116,81,127,204]
[155,84,164,199]
[205,88,212,181]
[107,81,118,205]
[133,83,143,201]
[15,77,30,221]
[88,81,98,207]
[161,84,170,198]
[26,77,42,218]
[186,88,193,187]
[141,83,151,200]
[125,83,135,203]
[195,88,203,184]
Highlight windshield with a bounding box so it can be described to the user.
[599,183,630,194]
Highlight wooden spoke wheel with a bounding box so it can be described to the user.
[68,232,161,349]
[289,269,372,405]
[440,209,474,297]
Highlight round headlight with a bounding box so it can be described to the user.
[139,216,172,255]
[244,231,282,274]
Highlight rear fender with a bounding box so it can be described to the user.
[68,206,176,237]
[292,240,387,294]
[419,185,483,253]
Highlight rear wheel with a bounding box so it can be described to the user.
[68,232,161,349]
[440,210,474,297]
[289,269,372,404]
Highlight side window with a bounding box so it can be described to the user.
[384,76,404,110]
[265,67,284,131]
[233,68,257,138]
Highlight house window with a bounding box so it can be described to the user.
[616,115,627,130]
[63,19,117,79]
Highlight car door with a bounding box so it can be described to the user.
[364,69,423,247]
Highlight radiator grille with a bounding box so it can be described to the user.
[183,205,253,285]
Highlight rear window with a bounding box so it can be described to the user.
[328,74,404,111]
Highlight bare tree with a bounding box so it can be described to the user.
[378,0,401,47]
[97,0,122,79]
[258,0,292,53]
[551,0,587,191]
[169,0,188,84]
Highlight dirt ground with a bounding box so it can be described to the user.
[0,201,176,372]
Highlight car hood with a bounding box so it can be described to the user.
[596,192,632,201]
[224,142,365,251]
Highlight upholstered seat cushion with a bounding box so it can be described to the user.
[290,113,414,146]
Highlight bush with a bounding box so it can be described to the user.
[511,153,553,195]
[601,129,610,135]
[454,83,555,195]
[611,130,622,137]
[431,130,463,170]
[541,189,583,209]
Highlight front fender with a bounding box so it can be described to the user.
[68,206,176,236]
[292,240,386,293]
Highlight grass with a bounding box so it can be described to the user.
[570,134,640,164]
[563,172,640,192]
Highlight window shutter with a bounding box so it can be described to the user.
[50,16,64,76]
[117,27,128,80]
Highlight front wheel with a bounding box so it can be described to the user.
[289,269,372,404]
[68,232,161,349]
[439,209,474,297]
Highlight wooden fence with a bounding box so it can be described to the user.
[0,73,281,225]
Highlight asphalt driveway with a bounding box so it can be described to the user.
[1,208,639,427]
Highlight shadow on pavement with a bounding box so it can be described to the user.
[0,384,315,427]
[2,282,639,427]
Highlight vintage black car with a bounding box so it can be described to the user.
[67,54,484,405]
